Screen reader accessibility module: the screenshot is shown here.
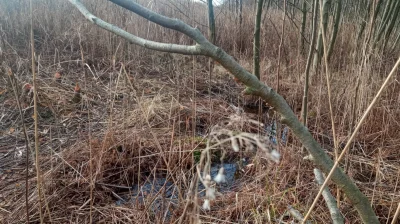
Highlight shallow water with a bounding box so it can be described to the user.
[115,162,239,217]
[116,121,287,217]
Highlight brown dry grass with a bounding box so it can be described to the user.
[0,0,399,223]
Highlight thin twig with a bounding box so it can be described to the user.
[30,0,44,222]
[79,30,93,224]
[276,0,286,93]
[391,203,400,224]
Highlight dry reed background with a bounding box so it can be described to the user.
[0,0,399,223]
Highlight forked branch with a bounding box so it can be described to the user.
[69,0,202,55]
[68,0,379,223]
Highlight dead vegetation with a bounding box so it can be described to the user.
[0,0,399,223]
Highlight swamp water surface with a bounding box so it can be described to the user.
[115,121,288,217]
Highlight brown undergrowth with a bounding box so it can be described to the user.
[1,52,398,223]
[1,0,400,223]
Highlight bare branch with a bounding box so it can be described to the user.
[68,0,202,55]
[314,169,344,224]
[287,206,310,224]
[108,0,210,44]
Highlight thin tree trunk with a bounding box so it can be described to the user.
[374,0,395,45]
[302,0,318,127]
[356,0,372,41]
[312,0,331,73]
[253,0,264,80]
[239,0,243,52]
[299,0,308,55]
[239,0,243,26]
[276,0,287,92]
[207,0,216,44]
[327,0,342,61]
[363,0,382,52]
[382,1,400,51]
[207,0,215,123]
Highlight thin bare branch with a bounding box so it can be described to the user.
[314,169,344,224]
[391,203,400,224]
[30,0,43,222]
[68,0,202,55]
[287,206,310,224]
[108,0,210,44]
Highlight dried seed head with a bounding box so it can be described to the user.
[270,149,281,163]
[206,187,216,200]
[202,199,210,210]
[203,174,212,187]
[214,167,226,184]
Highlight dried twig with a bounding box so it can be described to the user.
[29,0,44,222]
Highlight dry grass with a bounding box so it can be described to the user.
[0,0,399,223]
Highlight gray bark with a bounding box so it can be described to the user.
[314,169,345,224]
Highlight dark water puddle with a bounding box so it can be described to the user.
[116,121,288,217]
[115,163,239,215]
